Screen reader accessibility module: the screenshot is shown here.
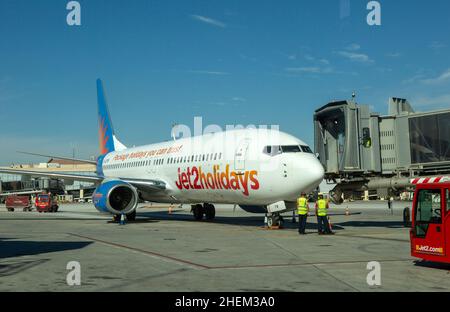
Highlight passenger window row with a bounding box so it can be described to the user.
[104,159,163,170]
[167,153,222,165]
[104,152,223,170]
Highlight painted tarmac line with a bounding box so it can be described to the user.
[68,233,412,272]
[68,233,210,270]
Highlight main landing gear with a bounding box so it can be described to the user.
[191,203,216,221]
[265,212,284,228]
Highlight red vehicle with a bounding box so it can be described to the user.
[410,176,450,264]
[35,194,59,213]
[5,195,32,212]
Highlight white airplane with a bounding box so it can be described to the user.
[0,80,324,226]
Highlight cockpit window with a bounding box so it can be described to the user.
[300,145,313,154]
[264,145,307,156]
[263,145,282,156]
[263,145,314,156]
[281,145,302,153]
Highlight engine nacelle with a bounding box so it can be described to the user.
[93,180,139,215]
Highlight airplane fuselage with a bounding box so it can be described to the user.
[101,129,324,206]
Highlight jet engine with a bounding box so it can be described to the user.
[93,180,139,215]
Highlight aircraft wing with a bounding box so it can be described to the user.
[120,178,167,192]
[0,190,45,197]
[16,151,97,165]
[0,168,167,192]
[0,168,102,183]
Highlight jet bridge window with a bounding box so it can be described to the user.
[409,112,450,164]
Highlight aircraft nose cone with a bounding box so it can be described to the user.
[308,160,325,186]
[298,158,324,187]
[292,155,325,190]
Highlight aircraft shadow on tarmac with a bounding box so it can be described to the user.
[135,211,409,231]
[334,220,406,229]
[106,219,159,224]
[125,211,408,232]
[0,217,109,221]
[414,260,450,272]
[0,237,92,259]
[136,211,349,231]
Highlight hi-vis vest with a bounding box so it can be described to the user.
[297,197,308,215]
[317,199,328,217]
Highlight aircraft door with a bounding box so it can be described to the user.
[234,139,251,172]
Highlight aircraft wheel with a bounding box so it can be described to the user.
[192,204,204,221]
[204,203,216,220]
[267,217,273,228]
[267,214,280,227]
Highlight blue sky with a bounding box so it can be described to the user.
[0,0,449,164]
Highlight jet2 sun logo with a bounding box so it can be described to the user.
[98,117,111,155]
[176,164,259,196]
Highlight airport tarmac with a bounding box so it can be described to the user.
[0,201,449,292]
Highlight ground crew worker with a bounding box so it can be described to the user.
[315,194,334,235]
[297,193,309,235]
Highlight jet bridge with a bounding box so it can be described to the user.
[314,100,381,177]
[314,97,450,203]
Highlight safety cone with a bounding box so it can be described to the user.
[169,205,173,214]
[345,207,350,216]
[328,216,333,232]
[119,213,125,225]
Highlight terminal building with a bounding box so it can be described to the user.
[314,97,450,203]
[0,159,96,201]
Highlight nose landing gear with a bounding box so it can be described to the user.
[265,213,284,228]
